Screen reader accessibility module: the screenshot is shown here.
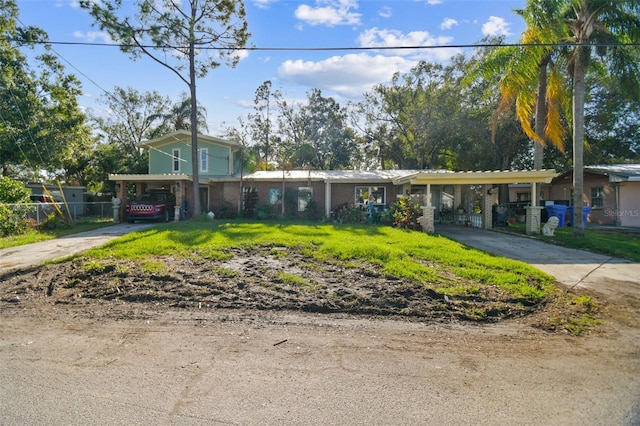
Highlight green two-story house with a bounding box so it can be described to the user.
[109,130,241,219]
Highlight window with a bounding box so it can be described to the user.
[355,186,386,206]
[590,186,603,208]
[199,148,208,172]
[269,188,281,205]
[516,192,531,202]
[298,187,313,211]
[172,149,180,172]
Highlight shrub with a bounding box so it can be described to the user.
[214,201,238,219]
[0,176,31,204]
[391,196,422,230]
[332,203,362,224]
[0,177,31,237]
[304,199,324,221]
[243,187,258,218]
[256,203,277,220]
[0,204,30,236]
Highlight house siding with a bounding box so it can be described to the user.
[618,182,640,227]
[548,170,640,227]
[148,139,232,177]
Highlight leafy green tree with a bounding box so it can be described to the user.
[584,73,640,164]
[0,175,29,203]
[152,93,209,136]
[1,0,92,180]
[248,81,277,166]
[80,0,250,217]
[300,89,355,170]
[88,87,172,191]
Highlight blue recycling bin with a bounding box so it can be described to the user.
[546,205,568,227]
[567,206,591,227]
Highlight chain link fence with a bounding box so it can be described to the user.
[3,202,115,226]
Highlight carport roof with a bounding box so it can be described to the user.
[394,169,558,185]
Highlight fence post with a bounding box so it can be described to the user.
[112,198,121,223]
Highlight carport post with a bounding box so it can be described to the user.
[483,184,493,230]
[525,181,542,235]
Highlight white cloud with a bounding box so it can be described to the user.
[73,30,113,44]
[253,0,278,9]
[440,18,458,30]
[426,0,442,4]
[357,27,458,61]
[294,0,361,27]
[278,53,416,98]
[482,16,512,37]
[378,6,392,18]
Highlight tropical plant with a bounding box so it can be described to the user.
[391,196,422,230]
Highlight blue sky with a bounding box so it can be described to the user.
[16,0,527,135]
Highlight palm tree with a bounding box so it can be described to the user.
[560,0,640,236]
[511,0,568,170]
[478,1,569,171]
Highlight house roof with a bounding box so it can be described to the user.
[241,169,425,184]
[239,169,558,185]
[585,164,640,182]
[137,130,241,150]
[108,173,192,183]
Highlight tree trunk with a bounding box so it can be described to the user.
[572,62,586,237]
[189,29,200,218]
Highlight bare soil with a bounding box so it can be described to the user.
[1,247,640,424]
[0,245,598,326]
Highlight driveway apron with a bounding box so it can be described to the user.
[437,225,640,301]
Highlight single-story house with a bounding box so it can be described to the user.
[109,131,559,233]
[547,164,640,227]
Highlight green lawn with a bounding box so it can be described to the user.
[85,220,557,302]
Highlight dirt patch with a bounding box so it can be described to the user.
[0,245,623,334]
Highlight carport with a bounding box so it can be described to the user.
[109,173,192,222]
[393,169,558,234]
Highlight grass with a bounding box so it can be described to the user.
[82,220,557,302]
[498,222,640,262]
[0,220,114,250]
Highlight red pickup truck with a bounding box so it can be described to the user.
[125,190,176,223]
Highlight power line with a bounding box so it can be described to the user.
[7,39,640,50]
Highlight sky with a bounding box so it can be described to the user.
[15,0,528,136]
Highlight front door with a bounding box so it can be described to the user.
[199,187,209,214]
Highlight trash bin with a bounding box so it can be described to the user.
[546,205,568,227]
[567,206,591,227]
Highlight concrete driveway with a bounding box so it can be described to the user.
[437,225,640,301]
[0,222,154,273]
